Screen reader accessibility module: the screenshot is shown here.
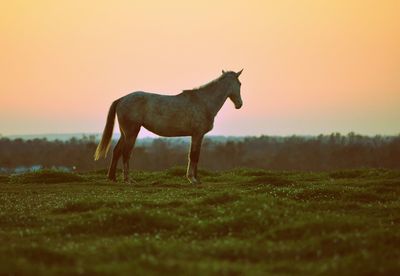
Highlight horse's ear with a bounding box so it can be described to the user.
[222,70,226,74]
[236,69,243,77]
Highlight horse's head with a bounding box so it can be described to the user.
[222,69,243,109]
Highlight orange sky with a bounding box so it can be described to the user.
[1,0,399,136]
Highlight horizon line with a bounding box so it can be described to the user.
[3,131,400,139]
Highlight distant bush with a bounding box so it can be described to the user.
[1,133,400,172]
[10,169,85,184]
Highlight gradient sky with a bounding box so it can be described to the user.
[1,0,399,137]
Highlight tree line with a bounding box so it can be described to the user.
[0,133,399,172]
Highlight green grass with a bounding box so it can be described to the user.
[0,168,399,275]
[9,169,85,184]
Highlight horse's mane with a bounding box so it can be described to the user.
[183,71,235,93]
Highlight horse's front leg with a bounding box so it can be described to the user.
[187,134,204,184]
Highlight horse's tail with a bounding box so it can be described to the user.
[94,99,120,160]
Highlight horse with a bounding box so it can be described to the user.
[94,69,244,184]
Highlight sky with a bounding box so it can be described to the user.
[1,0,399,137]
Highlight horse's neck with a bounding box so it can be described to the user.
[201,81,229,117]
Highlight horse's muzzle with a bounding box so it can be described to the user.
[235,102,243,109]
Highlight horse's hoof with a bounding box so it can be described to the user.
[124,180,137,185]
[188,177,201,185]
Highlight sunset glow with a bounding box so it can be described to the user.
[1,0,399,136]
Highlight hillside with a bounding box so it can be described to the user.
[0,168,399,275]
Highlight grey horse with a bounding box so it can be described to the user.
[94,69,243,184]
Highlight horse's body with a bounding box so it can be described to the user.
[95,70,243,184]
[118,91,214,137]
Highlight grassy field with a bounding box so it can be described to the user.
[0,168,399,275]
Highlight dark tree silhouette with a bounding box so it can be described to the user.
[0,133,399,172]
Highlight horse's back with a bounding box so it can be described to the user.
[118,91,191,112]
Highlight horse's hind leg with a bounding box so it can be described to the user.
[108,137,124,181]
[187,134,204,184]
[122,126,141,183]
